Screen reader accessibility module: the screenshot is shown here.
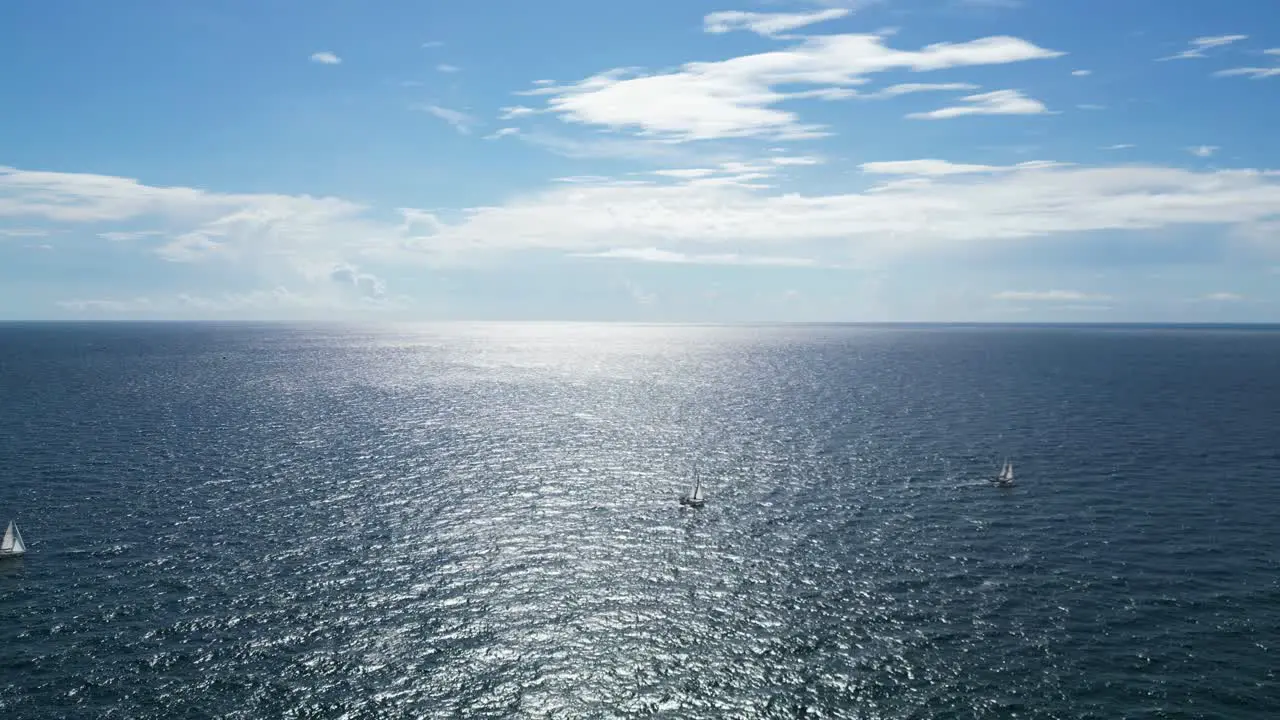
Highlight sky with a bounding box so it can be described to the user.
[1,0,1279,322]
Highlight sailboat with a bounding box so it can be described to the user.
[993,459,1015,487]
[679,465,707,508]
[0,520,26,558]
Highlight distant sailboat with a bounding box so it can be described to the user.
[993,459,1015,487]
[679,464,707,508]
[0,521,26,558]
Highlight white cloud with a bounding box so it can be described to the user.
[870,82,979,97]
[1203,292,1244,301]
[485,127,520,140]
[1,165,401,304]
[0,227,50,237]
[1266,49,1280,56]
[907,89,1052,119]
[326,262,386,299]
[8,161,1280,287]
[499,105,539,119]
[552,175,615,184]
[98,229,164,241]
[1189,145,1218,158]
[702,9,851,37]
[1071,69,1091,76]
[647,160,779,189]
[157,231,224,262]
[57,297,156,313]
[621,279,656,306]
[58,285,406,317]
[1159,34,1247,61]
[861,159,1003,175]
[1214,67,1280,79]
[517,132,715,162]
[522,33,1064,140]
[651,168,718,179]
[422,41,444,49]
[570,247,820,266]
[420,105,475,134]
[993,290,1111,301]
[644,159,808,185]
[1102,144,1135,150]
[1077,104,1106,111]
[771,155,824,166]
[407,163,1280,265]
[0,164,321,223]
[310,51,341,65]
[437,64,459,73]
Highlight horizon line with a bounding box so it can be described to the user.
[2,320,1279,329]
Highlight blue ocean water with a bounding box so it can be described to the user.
[1,322,1278,718]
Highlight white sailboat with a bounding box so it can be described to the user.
[0,520,26,558]
[679,464,707,508]
[994,459,1015,487]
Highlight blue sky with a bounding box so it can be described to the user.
[2,0,1278,322]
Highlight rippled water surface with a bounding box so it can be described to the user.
[2,322,1279,718]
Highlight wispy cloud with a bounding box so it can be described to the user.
[57,297,156,313]
[98,230,164,241]
[702,9,851,37]
[1214,67,1280,79]
[1071,69,1091,76]
[1102,144,1135,150]
[420,105,475,134]
[436,64,459,73]
[422,41,444,49]
[1158,34,1247,61]
[517,132,712,163]
[571,247,820,267]
[860,158,1061,176]
[621,279,656,306]
[1202,292,1244,302]
[57,285,406,317]
[870,82,979,98]
[309,51,341,65]
[8,161,1280,286]
[499,105,539,120]
[993,290,1111,301]
[0,227,50,237]
[1188,145,1218,158]
[862,159,1001,176]
[907,89,1052,119]
[485,127,520,140]
[520,31,1063,141]
[770,155,824,166]
[650,168,717,179]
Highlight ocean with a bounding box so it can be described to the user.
[1,322,1277,718]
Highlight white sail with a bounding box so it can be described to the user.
[1004,463,1014,481]
[1,521,24,554]
[691,482,705,502]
